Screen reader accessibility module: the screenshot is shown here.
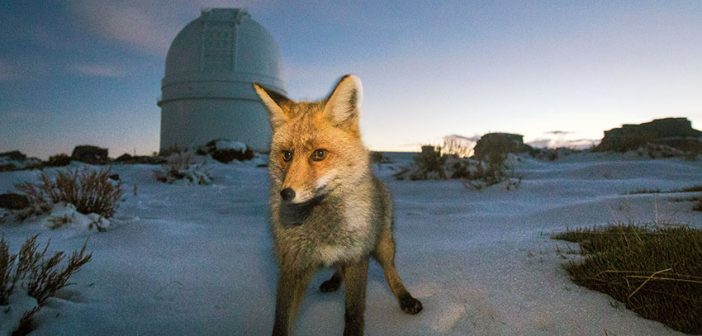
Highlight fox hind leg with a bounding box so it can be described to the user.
[373,227,423,315]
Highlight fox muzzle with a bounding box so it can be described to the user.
[280,188,296,202]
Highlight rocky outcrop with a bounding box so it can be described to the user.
[473,133,532,160]
[0,150,42,171]
[71,145,109,164]
[595,118,702,153]
[0,150,27,161]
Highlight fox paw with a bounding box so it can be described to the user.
[400,295,423,315]
[319,279,341,293]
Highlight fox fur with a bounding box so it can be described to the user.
[253,75,422,336]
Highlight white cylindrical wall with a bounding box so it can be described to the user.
[160,100,271,152]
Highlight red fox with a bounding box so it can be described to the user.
[253,75,422,336]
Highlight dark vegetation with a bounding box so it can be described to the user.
[1,140,256,173]
[197,139,254,163]
[623,185,702,212]
[396,142,521,190]
[15,168,123,219]
[625,185,702,195]
[553,224,702,334]
[1,235,92,335]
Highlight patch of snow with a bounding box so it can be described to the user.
[1,292,39,336]
[0,154,699,335]
[214,140,247,152]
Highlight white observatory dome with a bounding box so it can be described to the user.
[158,8,285,153]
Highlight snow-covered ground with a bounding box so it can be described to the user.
[1,154,701,335]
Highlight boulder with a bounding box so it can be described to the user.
[473,133,532,160]
[595,118,702,152]
[71,145,109,164]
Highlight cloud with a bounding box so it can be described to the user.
[69,1,176,55]
[72,64,125,78]
[68,1,274,56]
[527,138,598,149]
[545,130,572,135]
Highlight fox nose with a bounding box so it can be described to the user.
[280,188,296,202]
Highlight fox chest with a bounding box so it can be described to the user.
[275,204,375,267]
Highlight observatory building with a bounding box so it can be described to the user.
[158,8,285,153]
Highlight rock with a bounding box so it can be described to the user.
[595,117,702,152]
[637,143,685,159]
[0,193,30,209]
[0,150,27,161]
[473,133,532,160]
[71,145,108,164]
[0,150,43,171]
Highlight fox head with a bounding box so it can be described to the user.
[253,75,370,204]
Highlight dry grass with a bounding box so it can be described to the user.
[15,167,122,218]
[625,184,702,195]
[553,224,702,334]
[0,235,92,335]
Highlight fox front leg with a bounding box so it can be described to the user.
[272,268,313,336]
[341,258,369,336]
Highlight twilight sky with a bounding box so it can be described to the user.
[1,1,701,158]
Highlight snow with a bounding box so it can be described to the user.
[213,140,248,152]
[1,154,701,335]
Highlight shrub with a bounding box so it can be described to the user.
[553,224,702,334]
[394,145,521,190]
[155,150,212,185]
[0,235,92,335]
[198,139,253,163]
[15,167,123,218]
[410,146,447,180]
[462,153,521,190]
[44,154,71,167]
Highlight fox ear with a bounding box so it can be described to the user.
[252,83,291,129]
[323,75,363,130]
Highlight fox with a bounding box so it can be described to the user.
[252,75,423,336]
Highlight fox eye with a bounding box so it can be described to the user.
[311,149,327,161]
[282,150,293,162]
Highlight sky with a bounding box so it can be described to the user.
[1,1,701,159]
